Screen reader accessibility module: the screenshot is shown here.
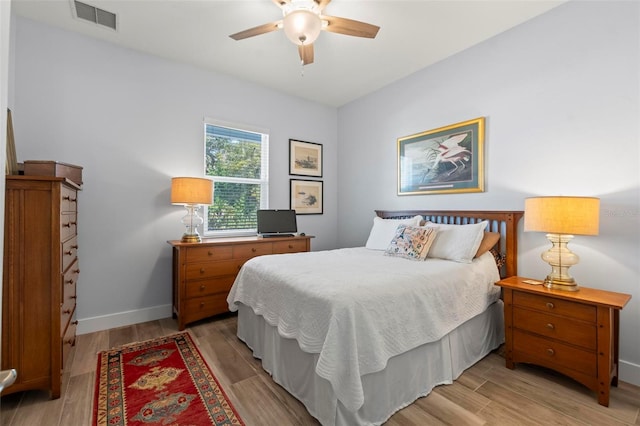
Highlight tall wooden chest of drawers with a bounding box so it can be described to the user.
[2,175,81,398]
[496,276,631,407]
[169,235,313,330]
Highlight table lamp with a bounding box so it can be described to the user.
[171,177,213,243]
[524,196,599,291]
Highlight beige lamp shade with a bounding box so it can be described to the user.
[524,196,600,236]
[171,177,213,205]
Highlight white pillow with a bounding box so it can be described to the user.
[365,215,423,250]
[426,220,488,263]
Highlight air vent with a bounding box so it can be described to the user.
[73,1,117,31]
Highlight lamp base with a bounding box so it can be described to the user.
[541,233,580,292]
[181,233,202,243]
[179,204,204,243]
[544,276,579,291]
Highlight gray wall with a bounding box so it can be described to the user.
[337,1,639,384]
[10,16,338,332]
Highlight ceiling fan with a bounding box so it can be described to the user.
[229,0,380,66]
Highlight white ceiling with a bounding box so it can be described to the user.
[11,0,566,107]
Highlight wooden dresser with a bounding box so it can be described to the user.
[496,276,631,406]
[2,175,81,398]
[168,235,313,330]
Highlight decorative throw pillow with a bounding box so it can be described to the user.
[426,220,488,263]
[384,225,438,260]
[365,215,423,250]
[474,231,501,258]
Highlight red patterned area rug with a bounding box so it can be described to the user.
[93,332,244,426]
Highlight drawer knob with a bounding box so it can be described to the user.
[66,279,74,285]
[72,320,79,326]
[208,251,213,256]
[72,245,79,249]
[64,250,73,255]
[251,247,257,252]
[547,348,555,356]
[200,268,205,273]
[63,223,71,228]
[545,302,555,309]
[200,302,205,308]
[200,285,206,291]
[288,244,293,249]
[62,309,72,314]
[64,338,75,345]
[546,323,555,330]
[70,295,77,300]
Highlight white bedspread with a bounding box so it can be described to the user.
[227,247,500,413]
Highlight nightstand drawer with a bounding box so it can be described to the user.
[513,291,596,322]
[185,260,244,280]
[513,329,596,376]
[185,275,236,299]
[513,307,596,350]
[273,239,307,254]
[186,246,233,263]
[232,243,273,259]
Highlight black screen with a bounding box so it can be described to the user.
[257,209,298,235]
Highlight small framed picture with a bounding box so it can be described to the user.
[289,139,322,177]
[290,179,323,215]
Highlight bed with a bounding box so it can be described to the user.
[227,210,523,425]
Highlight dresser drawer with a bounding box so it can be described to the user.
[60,213,77,241]
[232,243,273,259]
[185,259,244,280]
[513,291,596,323]
[61,312,77,370]
[60,186,78,213]
[186,245,232,263]
[513,329,596,376]
[61,262,78,327]
[62,236,78,272]
[60,294,76,338]
[513,307,596,350]
[273,239,307,254]
[183,294,229,324]
[185,275,236,299]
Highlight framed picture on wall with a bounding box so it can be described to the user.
[289,139,322,177]
[397,117,485,195]
[290,179,323,215]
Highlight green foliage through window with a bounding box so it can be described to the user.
[204,123,268,233]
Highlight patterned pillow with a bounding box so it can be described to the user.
[384,225,438,261]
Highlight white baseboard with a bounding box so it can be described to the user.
[77,304,173,335]
[620,359,640,386]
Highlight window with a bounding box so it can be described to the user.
[204,120,269,236]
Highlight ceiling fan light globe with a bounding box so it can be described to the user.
[283,10,322,45]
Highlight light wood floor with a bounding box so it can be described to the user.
[1,313,639,425]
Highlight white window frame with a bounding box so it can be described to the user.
[202,118,269,237]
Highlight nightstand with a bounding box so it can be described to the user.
[495,276,631,407]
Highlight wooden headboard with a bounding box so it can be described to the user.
[375,210,524,278]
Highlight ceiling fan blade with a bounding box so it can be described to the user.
[322,15,380,38]
[229,20,282,41]
[314,0,331,12]
[298,44,314,65]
